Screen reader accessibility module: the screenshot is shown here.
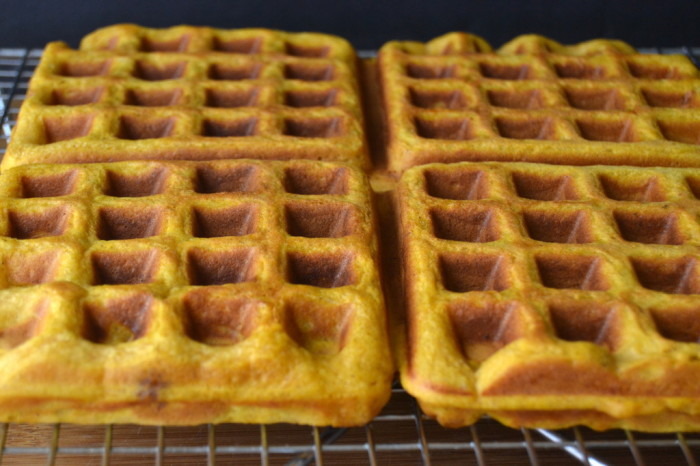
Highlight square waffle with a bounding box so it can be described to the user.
[2,24,369,170]
[6,25,700,432]
[0,159,393,426]
[378,33,700,173]
[396,161,700,431]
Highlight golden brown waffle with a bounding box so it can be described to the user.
[378,33,700,173]
[396,161,700,431]
[2,24,368,171]
[0,159,392,426]
[7,25,700,432]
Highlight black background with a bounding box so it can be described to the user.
[0,0,698,50]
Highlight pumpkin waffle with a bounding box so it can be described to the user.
[2,24,368,171]
[0,159,392,426]
[396,161,700,431]
[378,33,700,173]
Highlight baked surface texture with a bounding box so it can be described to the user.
[6,26,700,432]
[2,24,368,170]
[396,161,700,431]
[0,159,392,426]
[378,32,700,173]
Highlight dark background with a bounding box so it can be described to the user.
[0,0,699,50]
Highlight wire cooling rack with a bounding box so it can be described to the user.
[0,386,699,465]
[1,46,700,466]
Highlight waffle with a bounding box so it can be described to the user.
[2,24,369,171]
[396,161,700,431]
[0,159,392,426]
[378,33,700,173]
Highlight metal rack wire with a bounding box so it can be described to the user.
[0,386,699,465]
[0,46,699,466]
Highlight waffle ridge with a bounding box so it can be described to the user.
[397,161,700,431]
[379,32,700,173]
[0,159,392,426]
[2,24,369,170]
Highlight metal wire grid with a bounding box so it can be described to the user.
[0,387,699,465]
[0,46,699,465]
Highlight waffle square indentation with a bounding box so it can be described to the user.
[613,210,683,244]
[448,300,524,361]
[631,256,699,294]
[133,60,186,81]
[283,166,348,195]
[283,117,342,138]
[576,117,638,142]
[656,119,700,145]
[496,116,556,140]
[6,251,61,286]
[57,60,111,77]
[285,201,357,238]
[523,209,592,244]
[125,88,182,106]
[511,171,579,201]
[686,176,700,199]
[105,167,169,197]
[43,115,93,143]
[626,59,687,80]
[0,298,46,349]
[535,254,608,291]
[548,301,620,350]
[597,173,666,202]
[49,87,104,106]
[97,206,164,240]
[650,306,700,343]
[8,206,70,239]
[208,63,261,80]
[140,35,190,52]
[284,299,351,355]
[286,251,355,288]
[205,88,259,108]
[430,206,499,242]
[552,60,606,79]
[82,293,153,344]
[195,164,260,194]
[564,87,627,110]
[187,247,257,285]
[415,117,474,140]
[486,89,543,109]
[479,62,531,80]
[284,63,334,81]
[405,63,456,79]
[424,168,489,200]
[202,118,258,137]
[409,88,467,109]
[21,170,78,198]
[641,88,696,108]
[285,42,330,58]
[212,37,262,54]
[91,250,160,285]
[284,89,337,108]
[183,291,258,345]
[117,116,175,140]
[191,204,257,238]
[439,253,510,292]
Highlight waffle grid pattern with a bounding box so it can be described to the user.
[2,38,700,463]
[0,159,392,426]
[379,33,700,172]
[2,25,368,170]
[398,162,700,430]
